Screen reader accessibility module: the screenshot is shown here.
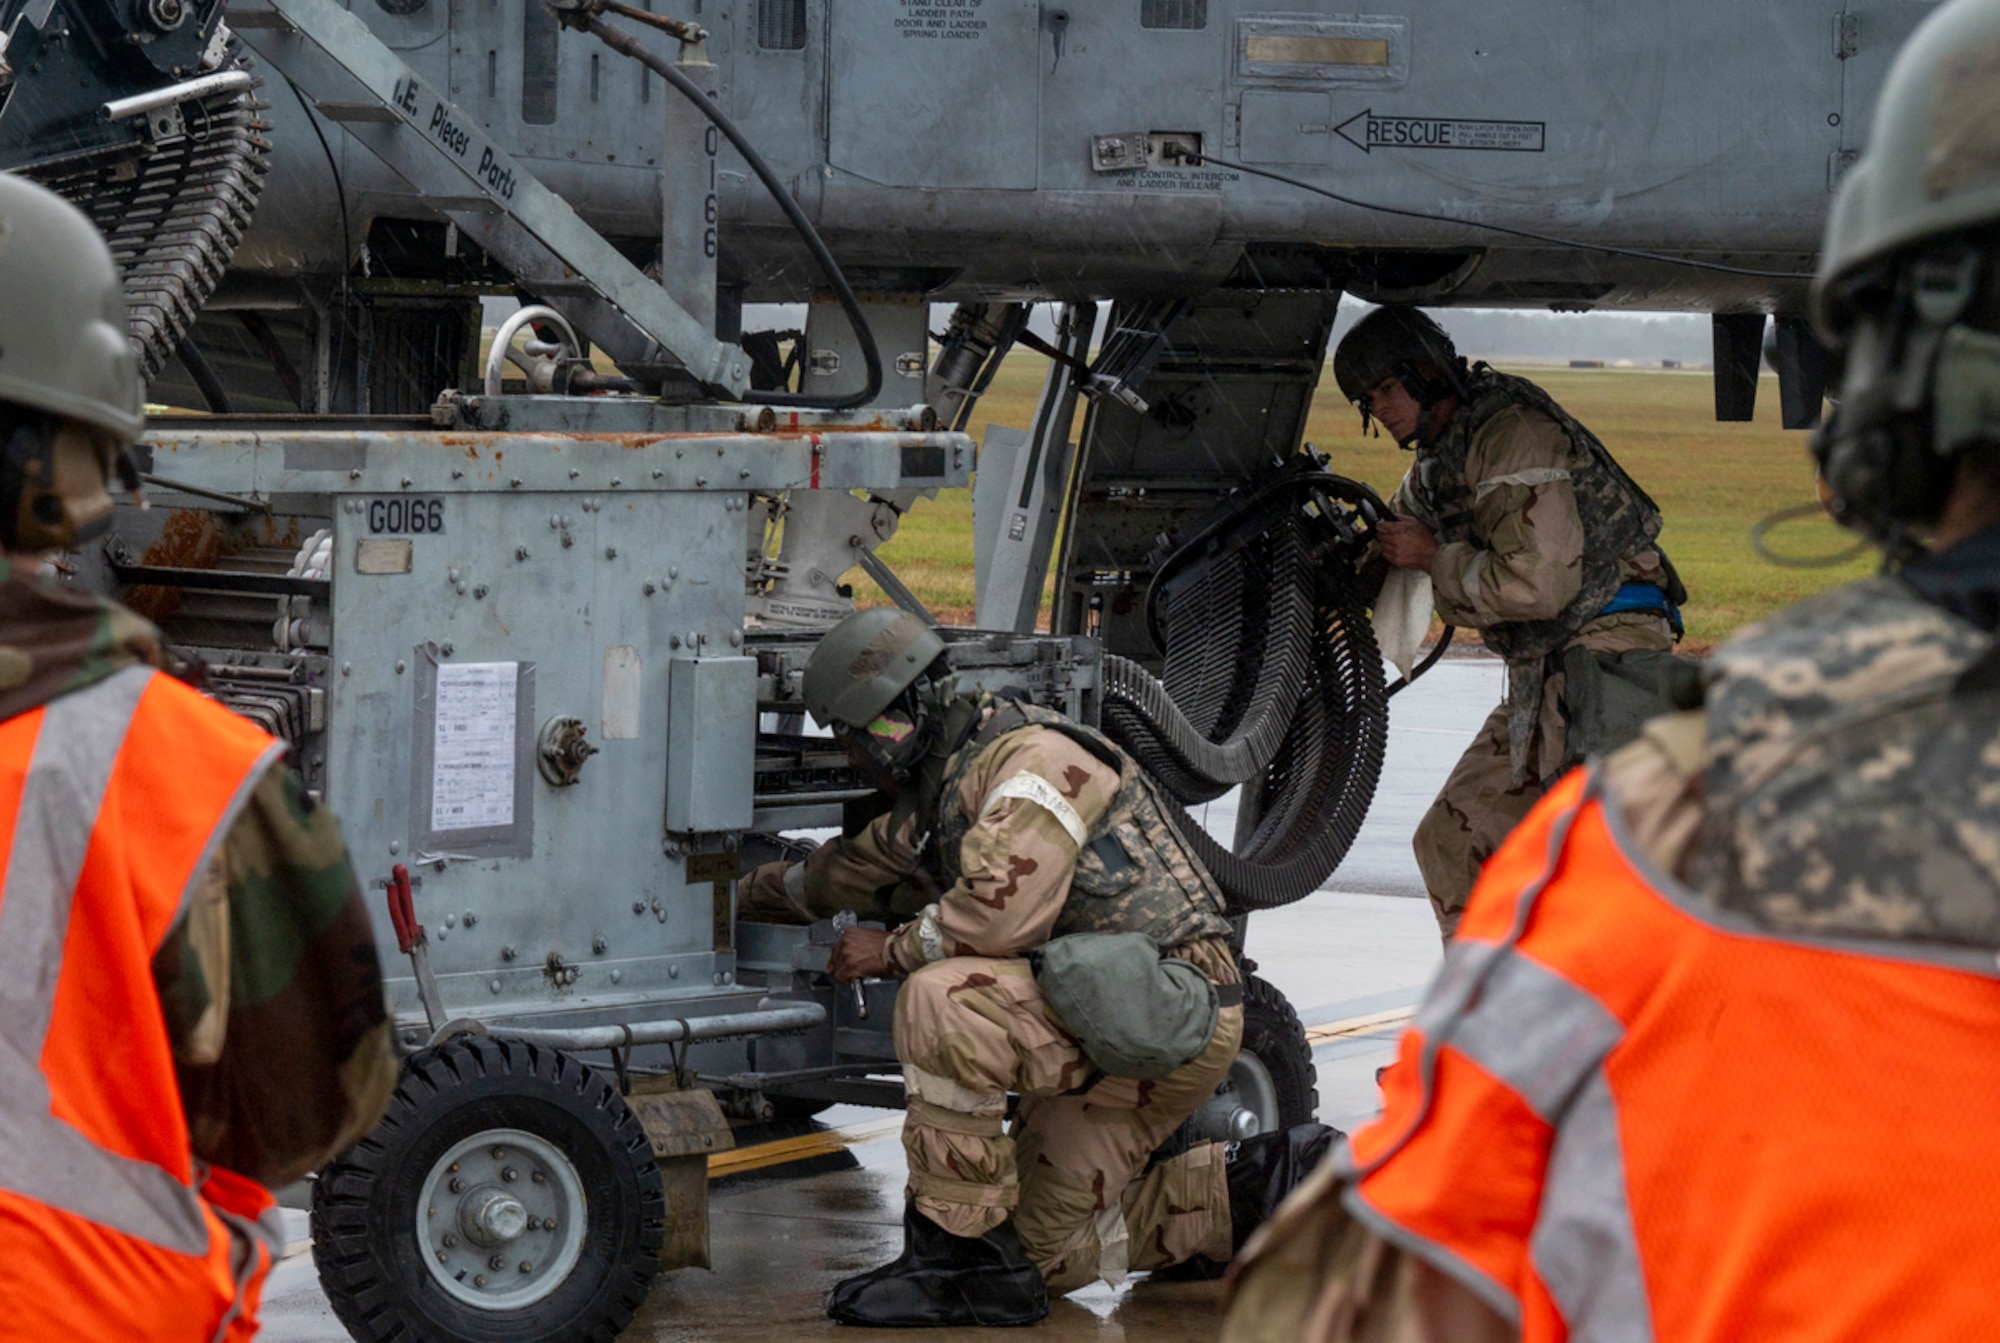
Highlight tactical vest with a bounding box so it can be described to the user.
[1690,575,2000,941]
[1414,367,1669,775]
[1416,366,1667,663]
[909,696,1232,950]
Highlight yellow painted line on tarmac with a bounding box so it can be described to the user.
[709,1007,1416,1179]
[708,1114,905,1178]
[1303,1005,1414,1044]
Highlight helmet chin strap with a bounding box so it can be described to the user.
[1396,360,1465,450]
[1813,248,1989,550]
[848,681,950,788]
[0,417,52,554]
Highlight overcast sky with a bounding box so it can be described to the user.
[485,297,1720,366]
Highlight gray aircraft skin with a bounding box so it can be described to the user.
[221,1,1922,312]
[0,2,1932,408]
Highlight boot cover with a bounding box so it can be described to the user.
[827,1203,1049,1327]
[1224,1122,1341,1255]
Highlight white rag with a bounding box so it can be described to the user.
[1372,567,1435,681]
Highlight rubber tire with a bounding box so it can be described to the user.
[311,1036,665,1343]
[1239,973,1319,1132]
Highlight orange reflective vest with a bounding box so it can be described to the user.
[1345,767,2000,1343]
[0,666,285,1342]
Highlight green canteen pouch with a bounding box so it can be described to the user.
[1030,931,1218,1080]
[1559,645,1703,769]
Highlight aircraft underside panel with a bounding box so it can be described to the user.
[826,0,1041,189]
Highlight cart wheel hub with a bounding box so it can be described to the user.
[459,1186,529,1247]
[417,1127,588,1309]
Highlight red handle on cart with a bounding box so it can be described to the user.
[386,863,422,955]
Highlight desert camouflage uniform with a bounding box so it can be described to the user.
[1221,557,2000,1342]
[0,559,397,1187]
[1394,369,1677,935]
[770,692,1244,1288]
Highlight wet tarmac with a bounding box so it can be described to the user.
[260,658,1501,1341]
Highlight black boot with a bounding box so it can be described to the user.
[827,1202,1049,1327]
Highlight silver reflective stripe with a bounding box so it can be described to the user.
[0,666,153,1042]
[1443,950,1653,1341]
[1343,778,1596,1184]
[1531,1071,1655,1343]
[0,666,213,1255]
[1405,936,1501,1051]
[1449,949,1623,1120]
[1351,779,1654,1343]
[205,1195,290,1343]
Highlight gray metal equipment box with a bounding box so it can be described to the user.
[665,655,756,834]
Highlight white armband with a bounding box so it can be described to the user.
[913,903,946,966]
[979,771,1088,848]
[1473,466,1571,500]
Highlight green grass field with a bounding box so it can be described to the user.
[857,358,1873,646]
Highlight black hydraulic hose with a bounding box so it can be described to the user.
[579,15,883,409]
[1385,625,1455,699]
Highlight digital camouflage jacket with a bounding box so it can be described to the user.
[1219,552,2000,1343]
[1686,574,2000,942]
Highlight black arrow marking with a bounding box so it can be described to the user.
[1334,108,1547,154]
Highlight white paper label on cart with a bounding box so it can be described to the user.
[432,661,517,830]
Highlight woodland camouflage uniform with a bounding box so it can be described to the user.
[751,690,1244,1289]
[1392,368,1677,935]
[0,558,397,1186]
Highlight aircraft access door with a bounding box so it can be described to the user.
[827,0,1041,189]
[1834,2,1938,189]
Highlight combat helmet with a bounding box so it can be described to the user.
[801,606,946,730]
[0,173,143,551]
[1331,305,1466,407]
[1809,0,2000,541]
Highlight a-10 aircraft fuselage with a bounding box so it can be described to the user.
[226,0,1929,318]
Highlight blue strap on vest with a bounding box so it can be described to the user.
[1597,582,1683,636]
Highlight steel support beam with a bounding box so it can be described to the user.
[232,0,748,396]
